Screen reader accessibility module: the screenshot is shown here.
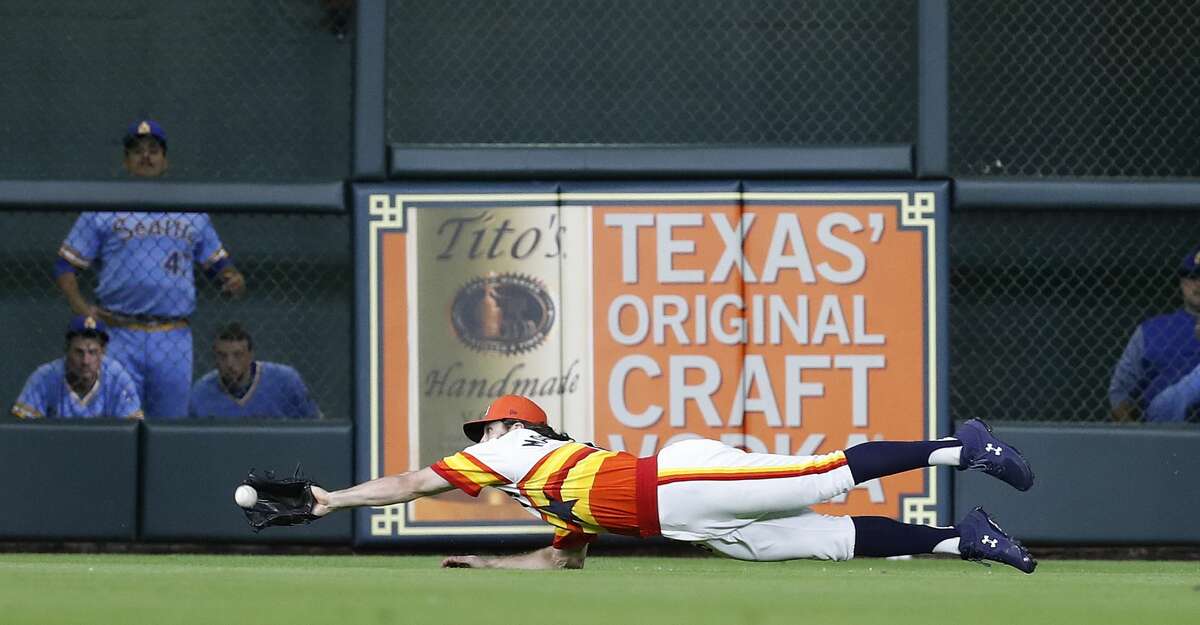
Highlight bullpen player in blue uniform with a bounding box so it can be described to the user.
[54,120,246,419]
[12,315,143,419]
[1109,245,1200,421]
[189,322,321,419]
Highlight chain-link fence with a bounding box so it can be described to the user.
[949,209,1200,423]
[386,0,917,145]
[0,1,352,181]
[6,1,1200,429]
[0,210,351,420]
[950,1,1200,178]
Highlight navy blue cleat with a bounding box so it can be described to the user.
[956,507,1037,574]
[955,418,1035,491]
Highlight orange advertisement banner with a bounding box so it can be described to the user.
[589,199,931,518]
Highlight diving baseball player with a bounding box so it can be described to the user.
[11,315,142,419]
[54,120,246,418]
[246,395,1036,573]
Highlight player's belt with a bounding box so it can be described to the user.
[635,456,662,538]
[99,309,190,332]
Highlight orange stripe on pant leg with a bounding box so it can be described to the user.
[658,455,848,486]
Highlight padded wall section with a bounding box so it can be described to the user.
[955,424,1200,543]
[0,420,139,540]
[140,421,353,542]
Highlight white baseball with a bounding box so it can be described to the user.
[234,484,258,508]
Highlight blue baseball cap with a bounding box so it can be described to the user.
[1181,246,1200,278]
[66,314,109,343]
[123,119,167,149]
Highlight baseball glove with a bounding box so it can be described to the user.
[239,467,319,532]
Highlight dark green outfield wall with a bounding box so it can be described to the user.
[2,419,1196,545]
[955,424,1200,544]
[0,420,353,543]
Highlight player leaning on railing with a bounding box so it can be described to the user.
[240,394,1036,573]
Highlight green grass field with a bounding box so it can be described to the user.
[1,554,1197,625]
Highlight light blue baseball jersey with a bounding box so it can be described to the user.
[12,356,143,419]
[58,212,228,317]
[188,361,321,419]
[1145,364,1200,422]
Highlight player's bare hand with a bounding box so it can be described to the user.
[441,555,487,568]
[310,485,332,517]
[220,267,246,298]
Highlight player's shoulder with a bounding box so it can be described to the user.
[19,360,63,403]
[1147,308,1192,323]
[259,361,301,380]
[499,427,571,452]
[456,428,559,468]
[1140,309,1196,334]
[191,369,222,393]
[195,368,221,385]
[65,211,102,230]
[29,358,65,381]
[179,212,215,226]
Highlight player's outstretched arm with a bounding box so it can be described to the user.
[442,545,587,570]
[310,467,452,516]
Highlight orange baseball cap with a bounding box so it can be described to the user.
[462,395,547,442]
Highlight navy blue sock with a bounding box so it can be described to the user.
[843,440,960,484]
[851,516,959,557]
